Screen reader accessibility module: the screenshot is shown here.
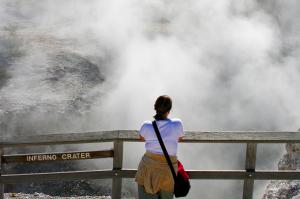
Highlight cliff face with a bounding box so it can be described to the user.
[262,143,300,199]
[0,28,106,137]
[0,28,111,196]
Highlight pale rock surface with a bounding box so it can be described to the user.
[262,144,300,199]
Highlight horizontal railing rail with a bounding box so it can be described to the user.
[1,130,300,199]
[2,131,300,146]
[2,169,300,183]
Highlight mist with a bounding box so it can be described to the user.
[0,0,300,198]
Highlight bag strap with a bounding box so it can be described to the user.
[152,120,177,180]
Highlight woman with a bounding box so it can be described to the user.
[135,95,184,199]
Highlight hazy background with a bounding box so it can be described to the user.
[0,0,299,198]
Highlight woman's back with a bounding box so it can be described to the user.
[139,118,184,156]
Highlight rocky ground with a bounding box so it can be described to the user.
[262,143,300,199]
[4,193,112,199]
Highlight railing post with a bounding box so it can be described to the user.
[243,143,257,199]
[0,147,4,199]
[112,139,123,199]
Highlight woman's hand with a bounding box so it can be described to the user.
[179,136,183,142]
[139,135,145,141]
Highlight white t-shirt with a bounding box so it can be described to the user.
[139,118,184,156]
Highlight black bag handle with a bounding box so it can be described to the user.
[152,120,177,180]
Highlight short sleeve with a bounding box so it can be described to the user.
[177,120,184,137]
[139,122,148,137]
[172,118,184,138]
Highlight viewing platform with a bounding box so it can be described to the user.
[1,130,300,199]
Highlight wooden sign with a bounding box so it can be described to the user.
[1,150,114,163]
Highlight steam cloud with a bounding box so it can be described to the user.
[0,0,300,198]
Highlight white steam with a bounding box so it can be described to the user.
[0,0,300,198]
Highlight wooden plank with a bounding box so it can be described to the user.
[245,144,257,171]
[1,131,300,148]
[188,170,247,179]
[0,169,115,184]
[113,140,123,170]
[112,139,123,199]
[120,131,300,143]
[117,130,140,141]
[118,131,300,143]
[160,170,300,180]
[114,169,300,180]
[2,150,114,163]
[180,131,300,143]
[0,131,119,147]
[243,178,254,199]
[187,170,300,179]
[243,144,257,199]
[251,170,300,179]
[1,170,300,184]
[0,148,3,199]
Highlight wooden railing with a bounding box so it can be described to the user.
[1,130,300,199]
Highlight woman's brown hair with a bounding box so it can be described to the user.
[154,95,172,120]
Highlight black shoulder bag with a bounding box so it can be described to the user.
[152,121,190,197]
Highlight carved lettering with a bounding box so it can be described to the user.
[85,153,91,158]
[25,152,93,162]
[26,154,57,162]
[61,154,67,160]
[61,153,91,160]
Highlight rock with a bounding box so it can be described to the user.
[262,180,300,199]
[262,142,300,199]
[4,193,113,198]
[0,27,105,137]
